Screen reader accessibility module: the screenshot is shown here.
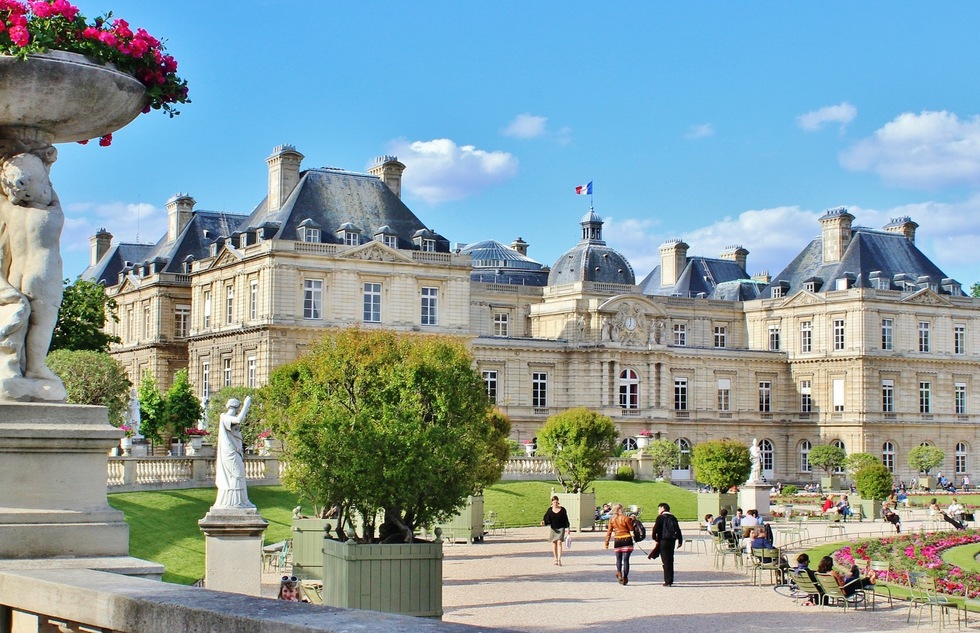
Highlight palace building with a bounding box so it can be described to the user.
[83,145,980,484]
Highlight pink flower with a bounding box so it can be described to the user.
[98,133,111,147]
[28,1,52,18]
[80,25,98,38]
[97,30,116,46]
[8,23,28,46]
[51,0,78,21]
[110,17,130,38]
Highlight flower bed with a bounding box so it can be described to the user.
[833,530,980,597]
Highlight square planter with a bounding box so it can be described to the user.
[322,537,443,618]
[821,476,843,492]
[555,491,596,532]
[437,494,484,544]
[697,492,738,521]
[291,518,340,580]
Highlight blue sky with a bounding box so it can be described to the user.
[57,2,980,287]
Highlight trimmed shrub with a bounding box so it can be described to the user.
[615,465,635,481]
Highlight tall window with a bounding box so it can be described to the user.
[303,279,323,319]
[717,378,731,411]
[758,381,772,413]
[882,380,894,413]
[760,439,774,474]
[203,290,211,328]
[225,286,234,324]
[800,380,812,413]
[882,442,896,472]
[201,361,210,400]
[800,440,812,472]
[532,372,548,408]
[143,303,151,338]
[832,440,846,473]
[956,383,967,414]
[768,325,780,351]
[493,313,509,337]
[246,356,257,388]
[421,287,439,326]
[832,378,844,412]
[833,319,845,351]
[363,282,381,322]
[126,308,134,342]
[713,326,727,348]
[800,321,812,353]
[174,305,190,338]
[483,370,497,403]
[619,369,639,409]
[673,324,686,346]
[919,321,931,352]
[223,358,232,387]
[919,381,931,413]
[674,438,691,474]
[956,442,969,474]
[674,378,688,411]
[955,325,966,355]
[249,280,258,320]
[881,318,893,350]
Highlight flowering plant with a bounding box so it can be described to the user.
[0,0,189,144]
[258,430,273,440]
[523,439,534,445]
[185,427,208,436]
[118,424,133,438]
[638,430,654,437]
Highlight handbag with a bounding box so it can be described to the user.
[564,533,572,549]
[647,541,661,560]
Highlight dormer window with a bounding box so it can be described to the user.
[336,222,362,247]
[345,231,359,246]
[239,233,249,248]
[771,287,784,298]
[210,243,219,257]
[384,235,397,248]
[803,282,815,292]
[297,218,321,243]
[413,228,436,251]
[422,239,436,252]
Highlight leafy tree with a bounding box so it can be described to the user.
[854,463,894,501]
[971,282,980,298]
[46,350,131,426]
[205,386,262,449]
[262,329,498,541]
[537,407,618,493]
[471,408,511,494]
[909,445,945,475]
[844,452,880,477]
[162,369,201,442]
[137,372,166,446]
[808,444,847,475]
[50,278,121,352]
[691,439,751,491]
[644,438,682,479]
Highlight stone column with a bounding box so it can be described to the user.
[198,508,268,595]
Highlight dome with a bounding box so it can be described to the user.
[461,240,549,286]
[547,208,635,285]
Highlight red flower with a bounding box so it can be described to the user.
[98,133,111,147]
[8,24,28,46]
[28,1,51,18]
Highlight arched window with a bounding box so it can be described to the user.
[619,369,639,409]
[799,440,812,472]
[621,437,637,451]
[761,439,775,479]
[832,439,846,474]
[956,442,969,475]
[672,438,692,480]
[882,441,896,472]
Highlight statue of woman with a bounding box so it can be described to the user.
[215,396,254,509]
[748,437,763,483]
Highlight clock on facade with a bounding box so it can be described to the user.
[624,316,637,331]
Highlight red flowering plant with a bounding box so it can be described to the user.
[0,0,189,144]
[185,427,208,437]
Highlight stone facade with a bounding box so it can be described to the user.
[84,145,980,485]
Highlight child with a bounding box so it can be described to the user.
[278,576,306,602]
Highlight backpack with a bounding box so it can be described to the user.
[661,514,680,541]
[631,518,646,543]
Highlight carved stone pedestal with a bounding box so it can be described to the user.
[198,508,268,596]
[738,481,772,518]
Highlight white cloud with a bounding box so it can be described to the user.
[686,123,715,139]
[503,113,548,139]
[63,201,164,253]
[840,110,980,189]
[387,138,519,204]
[797,102,857,132]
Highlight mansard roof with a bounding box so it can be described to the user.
[80,242,154,284]
[239,168,450,251]
[763,227,962,297]
[639,257,760,300]
[461,239,549,286]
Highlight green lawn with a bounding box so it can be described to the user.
[109,480,696,584]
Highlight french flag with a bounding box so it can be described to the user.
[575,182,593,195]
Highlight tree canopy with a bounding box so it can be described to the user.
[205,386,264,449]
[908,445,945,475]
[50,278,120,352]
[644,438,682,479]
[162,369,202,441]
[808,444,847,475]
[691,439,751,491]
[46,349,131,426]
[136,372,166,445]
[262,329,505,541]
[854,463,894,501]
[844,452,880,477]
[537,408,618,492]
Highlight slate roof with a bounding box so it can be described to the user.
[762,227,962,297]
[547,211,635,286]
[238,168,450,251]
[639,257,762,300]
[461,240,549,286]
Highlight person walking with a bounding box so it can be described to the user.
[650,502,683,586]
[541,495,570,566]
[603,503,636,585]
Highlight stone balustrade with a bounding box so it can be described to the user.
[106,456,280,492]
[500,455,655,480]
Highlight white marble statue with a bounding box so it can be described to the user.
[0,147,66,401]
[215,396,254,509]
[127,388,141,437]
[748,436,763,483]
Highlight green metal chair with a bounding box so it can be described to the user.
[906,571,960,628]
[869,560,893,608]
[749,547,781,586]
[815,572,867,611]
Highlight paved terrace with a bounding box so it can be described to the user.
[261,513,945,633]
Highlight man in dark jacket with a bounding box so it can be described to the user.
[650,502,683,586]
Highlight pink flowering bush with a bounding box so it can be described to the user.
[0,0,189,144]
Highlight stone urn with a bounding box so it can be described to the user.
[636,435,651,449]
[119,436,133,457]
[524,443,536,456]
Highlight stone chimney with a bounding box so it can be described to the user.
[719,244,749,273]
[883,216,918,243]
[658,239,689,287]
[753,270,772,285]
[510,236,529,256]
[368,155,406,199]
[266,144,304,212]
[166,193,195,242]
[89,227,112,266]
[819,207,855,264]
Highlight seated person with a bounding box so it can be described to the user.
[881,502,901,533]
[712,509,736,545]
[794,553,823,606]
[896,490,909,507]
[748,527,773,555]
[703,513,714,531]
[948,498,965,523]
[740,508,760,537]
[941,509,967,530]
[731,508,744,530]
[821,495,835,515]
[841,564,877,596]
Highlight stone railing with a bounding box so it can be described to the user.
[502,456,654,480]
[0,567,491,633]
[106,456,279,492]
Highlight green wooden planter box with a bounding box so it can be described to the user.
[322,537,443,618]
[821,475,844,492]
[555,491,596,532]
[697,492,738,520]
[291,518,339,580]
[436,494,484,544]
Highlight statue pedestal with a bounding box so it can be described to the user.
[198,508,268,596]
[0,403,162,577]
[738,481,771,518]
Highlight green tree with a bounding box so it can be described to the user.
[844,452,880,477]
[471,408,512,494]
[262,329,498,540]
[50,278,121,352]
[137,372,166,446]
[163,369,201,442]
[205,386,262,449]
[46,350,131,426]
[971,282,980,298]
[808,444,847,475]
[537,407,618,492]
[908,445,945,475]
[691,439,751,491]
[854,463,894,501]
[644,438,682,479]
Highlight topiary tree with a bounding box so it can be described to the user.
[691,439,751,491]
[854,463,894,501]
[537,407,618,493]
[644,438,682,479]
[46,349,131,426]
[162,369,201,443]
[844,452,880,477]
[908,445,945,475]
[808,444,847,475]
[615,465,635,481]
[136,371,166,448]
